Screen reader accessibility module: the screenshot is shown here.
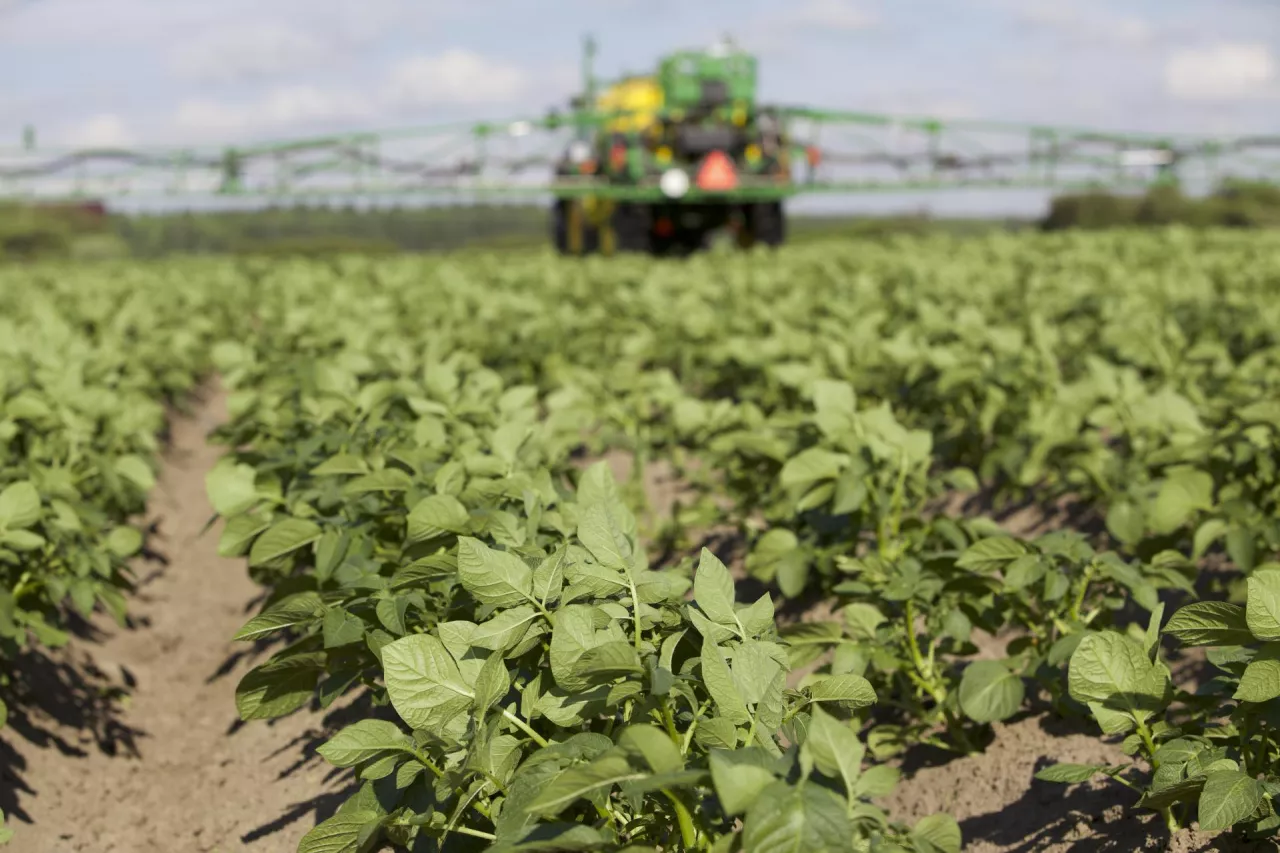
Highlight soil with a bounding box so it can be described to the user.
[0,401,1271,853]
[0,384,356,853]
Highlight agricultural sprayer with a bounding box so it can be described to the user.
[5,34,1280,257]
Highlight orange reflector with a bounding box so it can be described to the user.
[610,144,627,171]
[654,217,674,236]
[579,159,597,174]
[806,146,822,167]
[696,150,738,191]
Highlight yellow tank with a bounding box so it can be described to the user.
[596,76,663,134]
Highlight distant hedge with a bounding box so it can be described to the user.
[1042,180,1280,230]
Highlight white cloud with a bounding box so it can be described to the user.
[793,0,877,32]
[68,113,134,147]
[170,25,331,83]
[1165,43,1277,100]
[1012,1,1155,47]
[387,50,530,107]
[166,50,547,140]
[174,86,376,137]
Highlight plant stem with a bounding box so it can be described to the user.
[1068,563,1094,623]
[663,789,699,850]
[502,707,550,747]
[452,827,497,841]
[1135,719,1178,831]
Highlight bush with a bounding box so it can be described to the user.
[1043,179,1280,231]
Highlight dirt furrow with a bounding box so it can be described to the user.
[1,385,350,853]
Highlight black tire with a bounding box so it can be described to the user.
[551,199,569,254]
[742,201,786,248]
[551,199,600,255]
[613,203,653,254]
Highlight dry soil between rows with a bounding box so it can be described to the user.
[1,384,355,853]
[1,389,1277,853]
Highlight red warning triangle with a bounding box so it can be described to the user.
[696,150,738,191]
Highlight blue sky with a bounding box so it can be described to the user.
[2,0,1278,214]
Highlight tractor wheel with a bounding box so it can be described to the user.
[612,203,653,254]
[551,199,600,255]
[740,201,786,248]
[552,199,568,254]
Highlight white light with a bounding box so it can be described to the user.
[1121,149,1175,167]
[508,121,533,137]
[567,141,592,163]
[660,168,690,198]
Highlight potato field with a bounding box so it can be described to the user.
[2,228,1280,852]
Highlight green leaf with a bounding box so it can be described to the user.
[803,705,864,798]
[235,654,323,721]
[574,640,643,685]
[405,493,469,543]
[1149,469,1214,535]
[842,603,885,639]
[248,518,322,566]
[851,763,898,798]
[701,638,750,725]
[1067,632,1167,725]
[473,652,512,713]
[0,481,40,529]
[457,536,533,608]
[114,455,156,491]
[1105,502,1145,545]
[1198,769,1263,832]
[526,751,645,816]
[618,724,684,774]
[2,529,45,551]
[742,780,851,853]
[1164,602,1253,647]
[492,824,610,853]
[205,461,258,517]
[776,556,810,599]
[694,548,742,634]
[911,813,963,853]
[471,605,539,652]
[218,512,271,558]
[1246,571,1280,641]
[955,537,1028,573]
[382,634,475,732]
[342,469,412,494]
[296,810,381,853]
[234,592,322,641]
[1234,655,1280,703]
[1227,528,1257,573]
[576,504,632,570]
[807,674,877,709]
[779,448,848,490]
[317,720,413,767]
[1034,763,1113,784]
[105,526,143,557]
[958,660,1025,723]
[709,749,778,815]
[311,454,369,476]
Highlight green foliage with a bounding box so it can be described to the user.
[7,225,1280,849]
[1039,575,1280,837]
[0,262,238,739]
[1043,180,1280,231]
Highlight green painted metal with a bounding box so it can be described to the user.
[3,36,1279,204]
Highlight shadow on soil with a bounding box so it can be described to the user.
[958,757,1150,853]
[233,692,389,845]
[0,639,144,826]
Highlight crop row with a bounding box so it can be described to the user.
[0,266,251,841]
[2,228,1279,848]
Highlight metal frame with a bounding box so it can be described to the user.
[4,36,1280,203]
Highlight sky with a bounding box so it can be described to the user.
[2,0,1279,215]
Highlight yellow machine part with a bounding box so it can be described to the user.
[596,76,663,133]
